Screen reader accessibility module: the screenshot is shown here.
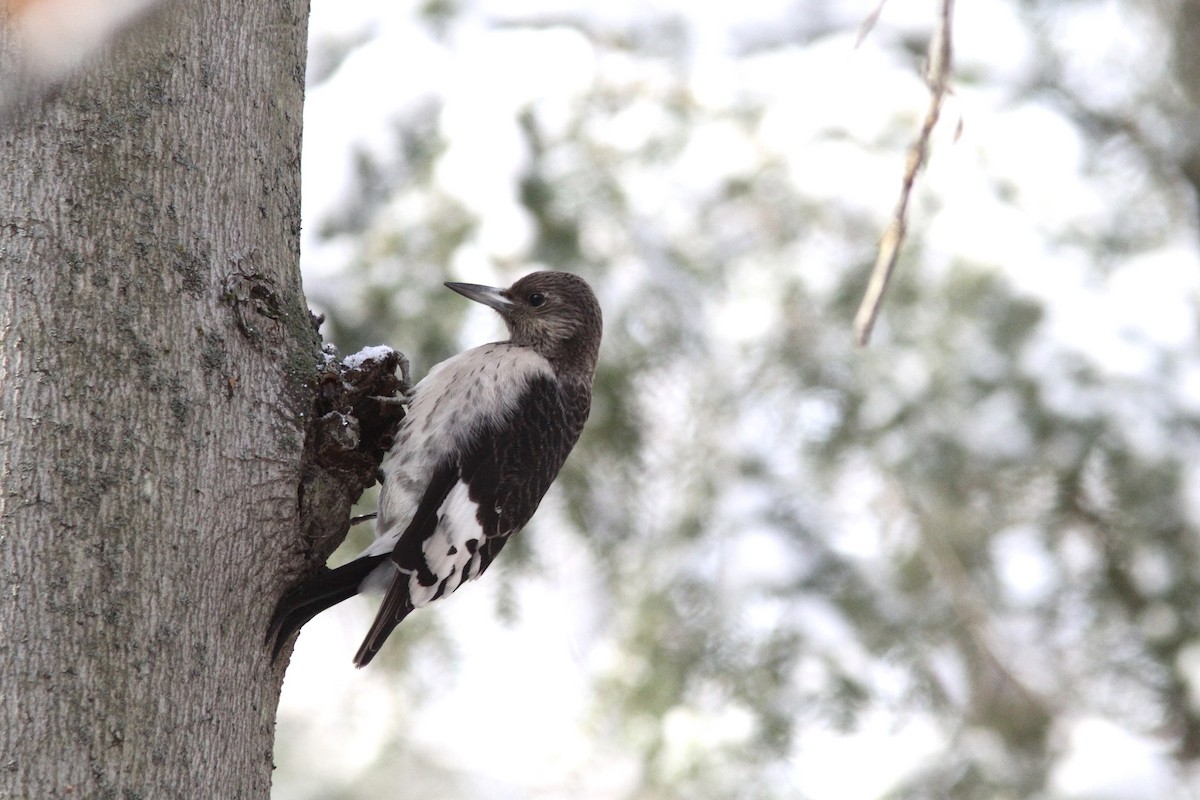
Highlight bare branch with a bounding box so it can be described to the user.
[854,0,955,346]
[855,0,890,48]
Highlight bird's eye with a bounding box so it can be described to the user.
[529,292,546,307]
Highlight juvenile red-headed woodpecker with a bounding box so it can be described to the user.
[269,271,602,667]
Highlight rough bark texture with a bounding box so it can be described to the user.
[0,2,325,798]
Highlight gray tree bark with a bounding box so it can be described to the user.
[0,2,327,797]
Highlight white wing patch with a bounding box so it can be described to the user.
[410,479,485,607]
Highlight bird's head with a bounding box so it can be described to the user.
[445,271,602,376]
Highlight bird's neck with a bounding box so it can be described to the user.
[505,336,597,384]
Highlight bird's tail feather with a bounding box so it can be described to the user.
[353,574,414,668]
[267,555,387,662]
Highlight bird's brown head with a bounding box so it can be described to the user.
[445,271,603,377]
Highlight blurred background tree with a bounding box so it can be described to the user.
[275,1,1200,798]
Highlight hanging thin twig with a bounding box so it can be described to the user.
[855,0,890,48]
[853,0,955,346]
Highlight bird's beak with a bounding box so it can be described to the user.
[444,282,512,312]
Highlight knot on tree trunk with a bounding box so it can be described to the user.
[295,342,409,568]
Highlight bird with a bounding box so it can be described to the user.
[268,271,602,667]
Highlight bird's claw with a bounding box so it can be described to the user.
[397,352,413,394]
[373,352,416,406]
[372,390,415,407]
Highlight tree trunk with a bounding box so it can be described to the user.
[0,2,318,797]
